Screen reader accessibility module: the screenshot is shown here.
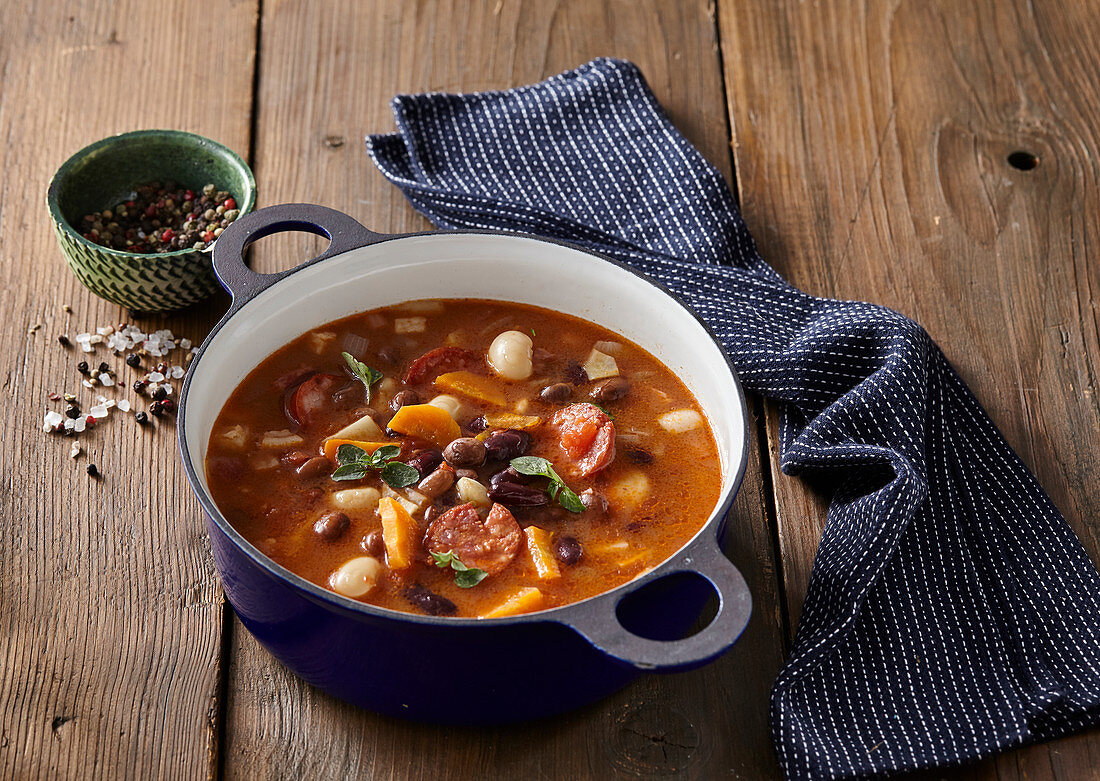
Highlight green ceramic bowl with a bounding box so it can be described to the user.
[47,129,256,312]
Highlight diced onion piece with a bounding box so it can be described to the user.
[487,330,533,381]
[593,340,623,356]
[250,454,280,471]
[260,429,305,449]
[657,409,703,434]
[394,300,445,314]
[606,471,650,511]
[481,587,545,618]
[328,413,384,442]
[309,331,337,354]
[219,424,249,450]
[456,477,490,506]
[394,317,427,334]
[426,394,463,419]
[404,489,429,508]
[331,487,381,511]
[583,348,619,380]
[524,527,561,581]
[330,556,383,598]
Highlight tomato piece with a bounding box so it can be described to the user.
[551,403,616,477]
[284,373,342,428]
[402,347,479,385]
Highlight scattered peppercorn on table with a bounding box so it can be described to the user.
[6,1,1100,779]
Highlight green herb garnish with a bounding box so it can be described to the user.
[509,456,585,513]
[342,351,383,403]
[431,550,489,588]
[332,443,418,488]
[590,402,615,419]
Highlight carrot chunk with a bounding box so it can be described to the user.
[387,403,461,448]
[434,371,507,406]
[524,526,561,581]
[481,586,545,618]
[378,496,420,570]
[322,439,389,462]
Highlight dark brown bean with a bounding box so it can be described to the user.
[405,449,443,478]
[483,429,531,462]
[540,382,572,403]
[418,466,455,498]
[625,447,654,465]
[403,583,457,616]
[361,529,384,556]
[376,345,400,365]
[487,481,548,506]
[443,437,487,468]
[282,450,312,466]
[424,505,442,524]
[297,456,332,478]
[489,466,531,487]
[389,389,420,412]
[590,376,630,403]
[555,535,583,566]
[579,489,609,516]
[314,511,350,542]
[466,415,488,433]
[454,468,478,481]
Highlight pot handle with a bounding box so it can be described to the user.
[211,203,386,304]
[562,536,752,671]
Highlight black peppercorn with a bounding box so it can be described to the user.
[64,404,81,419]
[86,463,99,478]
[135,411,149,425]
[57,334,71,347]
[133,380,147,394]
[126,354,141,368]
[151,386,167,401]
[98,362,110,374]
[149,401,163,417]
[77,361,90,375]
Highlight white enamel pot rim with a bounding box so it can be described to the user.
[178,203,753,671]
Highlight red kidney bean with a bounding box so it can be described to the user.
[590,377,630,402]
[361,529,384,556]
[296,456,332,478]
[282,450,312,466]
[466,415,488,433]
[314,511,350,542]
[483,429,531,462]
[454,468,478,481]
[489,466,531,487]
[405,449,443,478]
[443,437,486,468]
[540,383,572,403]
[555,535,583,566]
[418,466,454,498]
[389,389,420,412]
[403,583,457,616]
[625,447,654,465]
[579,489,609,516]
[487,481,548,507]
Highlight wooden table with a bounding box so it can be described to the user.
[4,1,1099,778]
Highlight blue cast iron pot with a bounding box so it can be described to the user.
[178,204,753,723]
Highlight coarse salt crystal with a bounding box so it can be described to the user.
[96,326,114,336]
[164,341,175,350]
[170,366,184,379]
[117,399,131,412]
[81,379,94,388]
[63,418,75,431]
[147,383,160,395]
[69,442,82,458]
[80,342,94,353]
[43,410,63,431]
[73,417,86,433]
[99,373,115,387]
[89,334,104,344]
[89,404,109,419]
[163,384,173,395]
[104,399,116,409]
[147,372,165,382]
[180,338,192,349]
[76,332,91,341]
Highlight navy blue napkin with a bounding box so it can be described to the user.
[366,58,1100,779]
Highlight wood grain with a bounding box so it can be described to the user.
[0,1,256,777]
[224,1,787,778]
[717,0,1100,777]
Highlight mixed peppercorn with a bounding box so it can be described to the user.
[79,181,241,253]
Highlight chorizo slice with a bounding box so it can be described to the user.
[551,403,616,477]
[284,372,343,428]
[402,347,479,385]
[424,502,521,575]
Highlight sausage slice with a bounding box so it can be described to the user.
[402,347,480,385]
[424,502,521,575]
[551,403,616,477]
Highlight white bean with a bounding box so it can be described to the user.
[427,394,462,419]
[330,556,383,598]
[657,409,703,433]
[488,330,533,381]
[456,476,490,506]
[331,487,381,511]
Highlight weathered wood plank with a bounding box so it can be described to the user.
[225,0,786,778]
[0,1,256,777]
[717,0,1100,776]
